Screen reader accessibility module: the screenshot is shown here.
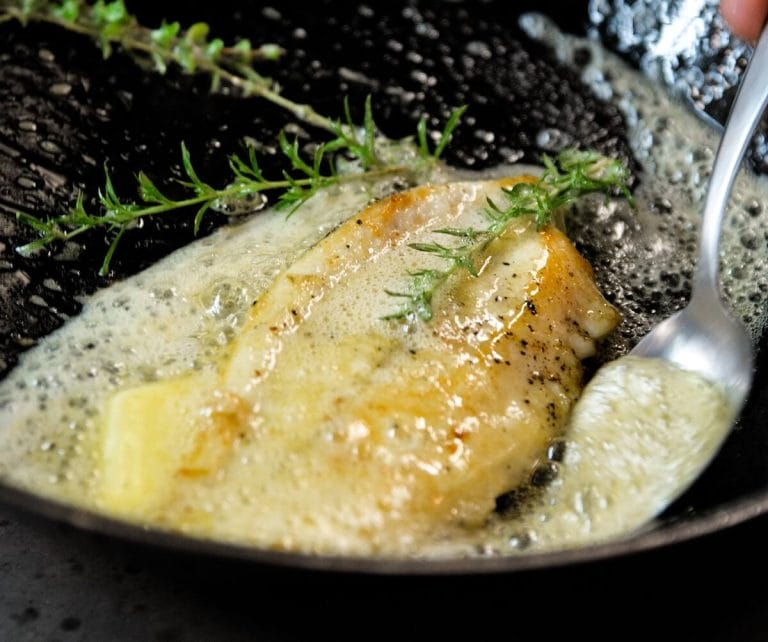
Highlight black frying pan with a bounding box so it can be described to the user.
[0,0,766,574]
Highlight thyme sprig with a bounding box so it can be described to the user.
[1,1,471,148]
[14,137,402,275]
[384,150,633,321]
[0,0,344,131]
[14,90,467,275]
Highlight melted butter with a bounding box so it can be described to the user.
[0,18,764,559]
[474,356,733,553]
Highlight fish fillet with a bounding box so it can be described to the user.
[98,177,620,554]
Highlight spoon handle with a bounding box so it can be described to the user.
[696,26,768,294]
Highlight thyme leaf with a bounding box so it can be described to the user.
[417,105,468,161]
[383,269,444,322]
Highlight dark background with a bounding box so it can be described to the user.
[2,501,768,641]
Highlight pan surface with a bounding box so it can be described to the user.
[0,0,766,573]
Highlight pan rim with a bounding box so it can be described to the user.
[1,477,765,575]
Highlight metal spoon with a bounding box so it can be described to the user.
[630,27,768,413]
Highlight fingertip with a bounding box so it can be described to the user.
[721,0,768,42]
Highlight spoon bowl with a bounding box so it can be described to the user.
[629,25,768,414]
[631,288,753,413]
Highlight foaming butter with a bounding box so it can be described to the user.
[488,356,734,552]
[71,175,622,556]
[0,17,763,559]
[0,172,735,558]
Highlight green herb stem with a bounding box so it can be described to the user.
[0,1,341,134]
[15,151,410,275]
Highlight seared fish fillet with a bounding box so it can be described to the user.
[99,178,619,554]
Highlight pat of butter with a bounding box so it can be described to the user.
[99,372,247,514]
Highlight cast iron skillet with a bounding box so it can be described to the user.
[0,0,766,574]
